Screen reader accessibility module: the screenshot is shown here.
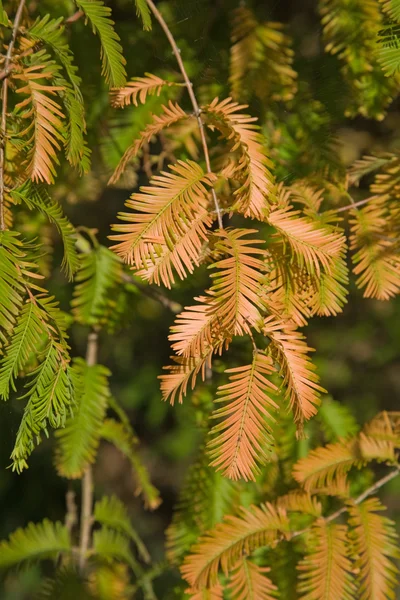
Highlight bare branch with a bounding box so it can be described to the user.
[78,330,99,571]
[145,0,223,229]
[290,465,400,541]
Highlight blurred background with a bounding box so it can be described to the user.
[1,0,400,597]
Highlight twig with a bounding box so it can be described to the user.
[145,0,223,229]
[65,9,84,24]
[65,488,78,535]
[0,0,26,231]
[122,271,182,313]
[335,195,379,214]
[78,330,99,571]
[290,466,400,541]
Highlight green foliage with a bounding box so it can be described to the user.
[94,495,150,563]
[11,184,79,280]
[167,447,240,563]
[317,397,360,442]
[0,300,46,399]
[36,568,96,600]
[0,520,70,569]
[92,527,137,569]
[319,0,399,119]
[54,358,110,478]
[74,0,127,87]
[0,231,28,345]
[135,0,152,31]
[71,245,122,327]
[100,417,161,510]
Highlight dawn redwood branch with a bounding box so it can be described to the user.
[78,330,99,571]
[0,0,26,230]
[290,465,400,541]
[335,195,379,213]
[145,0,223,229]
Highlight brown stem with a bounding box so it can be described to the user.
[290,466,400,541]
[0,0,26,231]
[79,466,94,571]
[78,330,99,572]
[65,488,78,535]
[335,195,379,214]
[65,9,84,24]
[145,0,223,229]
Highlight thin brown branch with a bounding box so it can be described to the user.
[0,0,26,231]
[65,9,84,24]
[335,195,379,214]
[122,271,182,313]
[65,488,78,535]
[290,465,400,541]
[78,330,99,572]
[145,0,223,229]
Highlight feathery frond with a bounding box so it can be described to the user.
[71,246,122,326]
[11,183,79,280]
[317,397,359,442]
[11,343,73,473]
[14,64,65,184]
[136,210,213,289]
[208,228,267,335]
[297,520,355,599]
[378,24,400,77]
[159,351,212,405]
[0,300,45,400]
[348,497,399,600]
[10,296,73,473]
[276,491,322,517]
[110,160,215,272]
[263,317,323,426]
[293,439,360,491]
[25,14,89,171]
[167,448,239,564]
[182,502,289,589]
[134,0,152,30]
[319,0,399,119]
[268,205,345,276]
[0,231,35,344]
[207,352,279,482]
[229,6,297,103]
[92,527,137,570]
[379,0,400,20]
[111,73,177,108]
[348,155,394,187]
[203,97,275,219]
[100,418,161,509]
[94,495,150,563]
[349,198,400,299]
[168,293,229,360]
[228,559,278,600]
[75,0,126,87]
[55,358,110,479]
[187,585,224,599]
[0,519,70,568]
[109,102,188,184]
[36,568,95,600]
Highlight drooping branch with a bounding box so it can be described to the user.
[145,0,223,229]
[335,195,379,213]
[291,465,400,541]
[0,0,26,230]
